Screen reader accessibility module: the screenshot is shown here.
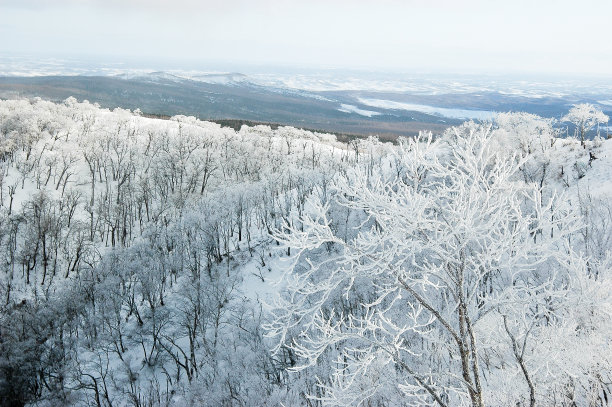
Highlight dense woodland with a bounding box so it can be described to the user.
[0,97,611,406]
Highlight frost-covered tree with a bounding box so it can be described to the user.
[2,97,611,406]
[562,103,609,146]
[491,113,561,206]
[267,125,586,406]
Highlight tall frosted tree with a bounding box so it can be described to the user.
[267,124,587,406]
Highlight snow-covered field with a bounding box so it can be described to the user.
[3,55,612,100]
[337,103,381,117]
[358,97,498,120]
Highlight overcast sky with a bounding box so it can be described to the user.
[1,0,611,75]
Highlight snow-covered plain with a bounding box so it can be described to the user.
[4,55,612,99]
[337,103,381,117]
[358,97,498,120]
[0,98,611,406]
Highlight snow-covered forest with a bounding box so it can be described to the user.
[0,97,611,406]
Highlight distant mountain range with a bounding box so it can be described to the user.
[1,67,611,139]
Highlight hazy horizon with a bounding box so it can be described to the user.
[3,52,612,83]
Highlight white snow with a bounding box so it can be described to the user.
[358,98,498,120]
[1,98,612,406]
[337,103,381,117]
[188,72,249,85]
[115,71,185,83]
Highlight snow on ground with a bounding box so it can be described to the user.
[337,103,381,117]
[358,97,498,120]
[114,71,185,83]
[575,137,612,198]
[188,72,249,84]
[4,56,612,100]
[239,244,292,305]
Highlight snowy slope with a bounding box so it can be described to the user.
[0,98,610,406]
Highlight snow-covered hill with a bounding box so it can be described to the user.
[0,98,610,406]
